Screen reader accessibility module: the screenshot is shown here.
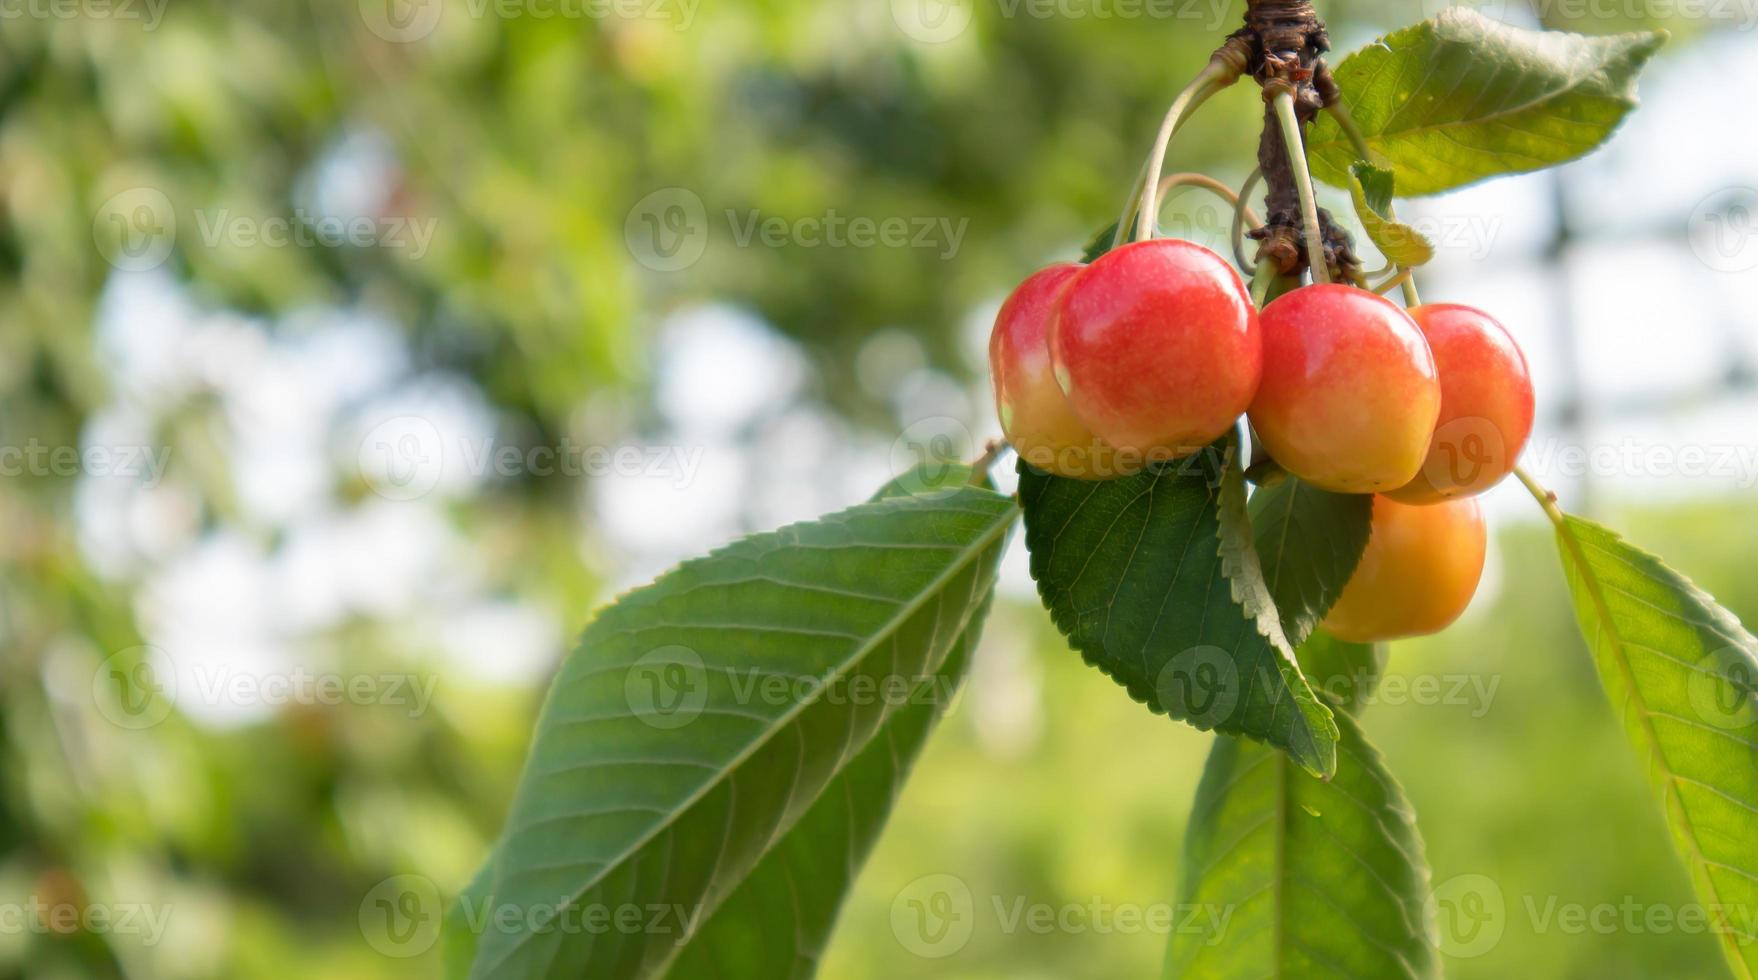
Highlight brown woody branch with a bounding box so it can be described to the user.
[1233,0,1360,283]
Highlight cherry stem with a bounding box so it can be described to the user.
[1249,255,1280,309]
[1231,167,1264,271]
[1323,101,1422,306]
[967,440,1008,485]
[1513,464,1567,528]
[1372,268,1412,296]
[1125,64,1233,246]
[1150,172,1264,272]
[1272,90,1330,285]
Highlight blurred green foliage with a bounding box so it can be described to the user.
[0,1,1745,977]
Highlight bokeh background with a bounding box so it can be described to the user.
[3,0,1757,976]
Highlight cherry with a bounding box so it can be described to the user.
[1321,495,1487,643]
[1049,239,1260,462]
[989,263,1129,478]
[1248,283,1440,493]
[1386,304,1535,505]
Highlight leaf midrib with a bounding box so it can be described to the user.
[474,496,1018,978]
[1558,518,1753,980]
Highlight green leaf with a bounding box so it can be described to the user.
[1165,710,1437,979]
[461,481,1017,979]
[445,864,493,979]
[1248,474,1372,650]
[1307,9,1665,195]
[1346,163,1435,267]
[666,595,989,978]
[1296,632,1386,718]
[1019,440,1339,777]
[1082,222,1121,263]
[1553,514,1758,979]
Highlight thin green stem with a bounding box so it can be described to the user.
[968,440,1008,485]
[1513,464,1566,528]
[1272,91,1330,285]
[1232,167,1263,271]
[1130,66,1230,245]
[1112,156,1154,250]
[1249,256,1279,309]
[1324,102,1421,306]
[1372,268,1412,296]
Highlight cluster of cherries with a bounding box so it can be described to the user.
[990,238,1535,643]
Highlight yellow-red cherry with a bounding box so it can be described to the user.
[1049,239,1260,463]
[1387,303,1535,504]
[1249,284,1440,493]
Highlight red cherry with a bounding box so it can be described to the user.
[1386,304,1535,504]
[989,264,1126,478]
[1048,239,1260,462]
[1248,284,1440,493]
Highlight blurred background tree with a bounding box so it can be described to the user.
[1,0,1756,976]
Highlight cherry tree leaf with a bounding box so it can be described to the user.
[1248,474,1372,650]
[1346,163,1435,268]
[1019,439,1338,777]
[1165,634,1433,978]
[1307,9,1664,195]
[456,473,1016,979]
[1553,514,1758,978]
